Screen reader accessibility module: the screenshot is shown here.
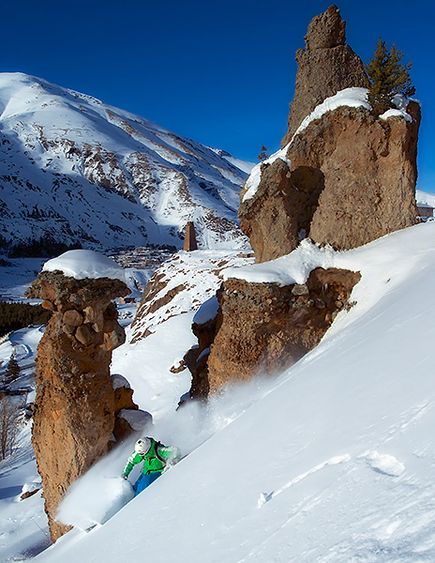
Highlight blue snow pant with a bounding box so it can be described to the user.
[133,472,161,496]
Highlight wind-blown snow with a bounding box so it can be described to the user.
[42,250,126,282]
[35,221,435,563]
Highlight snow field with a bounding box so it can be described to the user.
[35,221,435,562]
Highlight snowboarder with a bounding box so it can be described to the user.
[122,437,179,496]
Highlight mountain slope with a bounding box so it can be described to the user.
[0,73,250,250]
[36,221,435,562]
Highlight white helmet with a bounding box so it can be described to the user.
[134,437,151,455]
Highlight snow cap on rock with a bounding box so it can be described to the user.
[42,250,125,282]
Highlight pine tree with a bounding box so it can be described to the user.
[5,354,20,385]
[258,145,269,162]
[366,38,415,115]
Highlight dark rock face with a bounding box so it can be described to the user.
[28,272,141,541]
[189,268,361,399]
[185,313,219,400]
[239,159,324,262]
[282,5,367,145]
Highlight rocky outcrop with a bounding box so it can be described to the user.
[239,159,324,262]
[289,104,420,250]
[282,5,367,145]
[239,7,420,262]
[111,374,152,442]
[29,272,141,541]
[189,268,360,398]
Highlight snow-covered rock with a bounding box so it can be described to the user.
[42,250,126,282]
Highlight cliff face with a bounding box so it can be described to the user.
[290,103,420,250]
[29,272,145,541]
[239,159,323,263]
[282,5,367,145]
[189,268,361,399]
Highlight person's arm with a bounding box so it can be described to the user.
[158,445,180,466]
[123,452,142,478]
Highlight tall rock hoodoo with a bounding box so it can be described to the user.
[282,4,367,145]
[29,253,148,541]
[239,6,420,263]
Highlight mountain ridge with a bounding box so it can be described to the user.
[0,72,251,251]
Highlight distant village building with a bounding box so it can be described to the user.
[183,221,198,251]
[417,203,434,221]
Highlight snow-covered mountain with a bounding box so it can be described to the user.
[0,73,251,250]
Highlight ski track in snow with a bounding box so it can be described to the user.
[257,454,352,508]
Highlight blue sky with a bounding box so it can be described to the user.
[2,0,434,189]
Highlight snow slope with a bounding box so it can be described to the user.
[35,221,435,562]
[0,326,49,561]
[113,249,253,418]
[0,73,250,250]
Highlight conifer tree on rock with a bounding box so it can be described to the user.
[257,145,269,162]
[366,38,415,115]
[5,353,20,385]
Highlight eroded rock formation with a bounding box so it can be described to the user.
[241,102,420,261]
[282,5,367,145]
[29,272,144,541]
[239,7,420,262]
[239,160,323,263]
[290,104,420,250]
[189,268,360,399]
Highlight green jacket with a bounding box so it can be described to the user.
[123,439,178,477]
